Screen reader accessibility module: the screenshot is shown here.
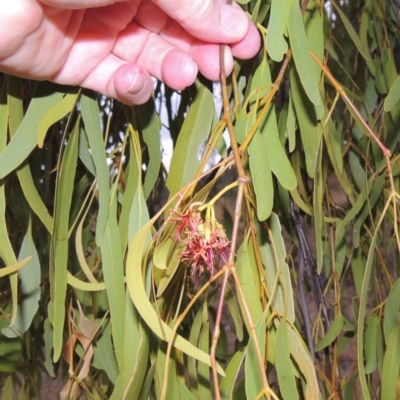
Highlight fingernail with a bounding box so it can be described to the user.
[220,4,248,37]
[127,70,147,94]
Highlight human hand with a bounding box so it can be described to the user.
[0,0,260,104]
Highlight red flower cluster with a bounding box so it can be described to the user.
[171,206,231,286]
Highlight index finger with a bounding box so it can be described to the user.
[151,0,250,43]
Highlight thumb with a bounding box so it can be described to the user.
[152,0,249,43]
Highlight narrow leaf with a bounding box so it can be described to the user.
[0,82,64,179]
[80,93,110,244]
[288,2,321,106]
[37,92,79,148]
[50,120,79,361]
[2,220,40,338]
[384,75,400,112]
[381,325,400,400]
[267,0,289,62]
[126,214,225,375]
[314,314,344,352]
[275,320,299,400]
[166,83,214,198]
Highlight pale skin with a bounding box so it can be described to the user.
[0,0,260,104]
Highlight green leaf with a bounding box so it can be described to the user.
[267,0,289,62]
[2,219,41,338]
[288,1,321,106]
[259,214,295,322]
[225,282,244,342]
[364,314,379,374]
[119,296,149,399]
[0,257,31,279]
[249,128,273,221]
[313,143,324,273]
[245,316,265,400]
[101,196,126,368]
[127,127,151,244]
[289,68,321,178]
[235,238,263,331]
[78,127,96,176]
[188,305,205,398]
[43,318,55,377]
[357,232,377,400]
[331,1,373,66]
[138,362,156,400]
[0,82,64,179]
[37,92,79,148]
[49,119,79,361]
[133,100,161,199]
[7,76,53,233]
[166,83,214,198]
[384,75,400,112]
[177,377,197,400]
[126,210,225,375]
[381,324,400,400]
[97,321,119,383]
[156,241,185,297]
[287,93,297,152]
[198,318,212,400]
[262,108,297,191]
[220,349,245,400]
[80,92,110,245]
[1,376,13,400]
[314,314,343,352]
[288,328,319,400]
[275,319,299,400]
[335,173,382,245]
[383,278,400,344]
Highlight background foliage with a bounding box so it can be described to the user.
[1,0,400,399]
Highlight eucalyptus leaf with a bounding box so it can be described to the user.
[288,1,321,106]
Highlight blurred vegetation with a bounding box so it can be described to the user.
[1,0,400,399]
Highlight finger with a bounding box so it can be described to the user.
[190,42,234,81]
[149,0,249,43]
[77,55,155,104]
[39,0,130,9]
[134,3,258,77]
[114,24,198,89]
[231,19,260,60]
[114,23,232,85]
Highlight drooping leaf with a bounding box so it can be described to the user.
[381,324,400,400]
[37,92,79,148]
[49,118,79,361]
[7,76,53,232]
[289,68,321,178]
[248,128,273,221]
[384,75,400,112]
[267,0,289,62]
[0,82,65,179]
[331,1,374,68]
[259,214,295,322]
[80,92,110,245]
[288,1,321,106]
[314,314,344,352]
[133,99,161,199]
[126,208,225,375]
[364,314,379,374]
[166,83,214,198]
[2,219,41,338]
[275,319,299,400]
[383,278,400,344]
[245,315,265,400]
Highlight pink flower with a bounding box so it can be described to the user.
[170,206,231,286]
